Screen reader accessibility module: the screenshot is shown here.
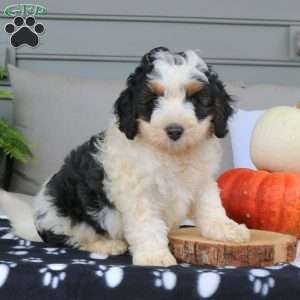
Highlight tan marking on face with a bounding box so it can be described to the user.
[148,80,165,96]
[185,80,204,97]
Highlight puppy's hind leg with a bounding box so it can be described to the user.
[68,223,128,256]
[80,207,128,255]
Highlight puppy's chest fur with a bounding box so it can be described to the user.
[153,156,202,228]
[103,124,219,229]
[154,154,200,204]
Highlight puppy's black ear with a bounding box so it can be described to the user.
[206,67,234,138]
[114,88,138,140]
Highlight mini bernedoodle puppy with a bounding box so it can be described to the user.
[16,47,251,266]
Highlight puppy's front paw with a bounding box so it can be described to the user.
[198,218,250,243]
[133,248,177,267]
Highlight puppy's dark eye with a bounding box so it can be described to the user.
[142,89,159,105]
[187,88,211,107]
[138,89,159,122]
[186,88,212,120]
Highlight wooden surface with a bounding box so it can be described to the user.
[169,227,297,267]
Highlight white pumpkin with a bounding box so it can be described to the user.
[250,103,300,172]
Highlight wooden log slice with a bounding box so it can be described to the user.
[169,227,297,267]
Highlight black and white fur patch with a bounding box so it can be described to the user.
[35,132,121,246]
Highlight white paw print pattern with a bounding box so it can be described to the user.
[0,226,10,232]
[8,239,33,255]
[0,261,17,267]
[95,265,124,288]
[0,261,17,288]
[39,264,67,289]
[8,250,28,256]
[266,263,288,270]
[153,269,177,290]
[1,231,19,240]
[248,269,275,297]
[90,253,108,260]
[8,239,33,256]
[71,259,96,265]
[22,257,44,263]
[43,247,67,255]
[16,239,32,247]
[197,269,224,299]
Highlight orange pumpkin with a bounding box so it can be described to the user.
[218,168,300,238]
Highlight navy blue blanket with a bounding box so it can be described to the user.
[0,217,299,299]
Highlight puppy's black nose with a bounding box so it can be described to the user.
[165,124,184,141]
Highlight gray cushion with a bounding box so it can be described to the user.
[8,65,125,194]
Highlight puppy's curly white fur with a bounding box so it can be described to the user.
[14,47,250,266]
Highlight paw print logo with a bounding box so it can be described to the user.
[4,16,45,48]
[43,247,67,255]
[248,269,275,297]
[71,259,95,265]
[22,257,43,263]
[0,261,17,288]
[153,269,177,290]
[95,265,124,288]
[197,269,224,298]
[39,264,67,289]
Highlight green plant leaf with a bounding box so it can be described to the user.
[0,119,33,163]
[0,66,7,80]
[0,89,14,100]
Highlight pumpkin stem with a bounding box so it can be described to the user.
[297,102,300,109]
